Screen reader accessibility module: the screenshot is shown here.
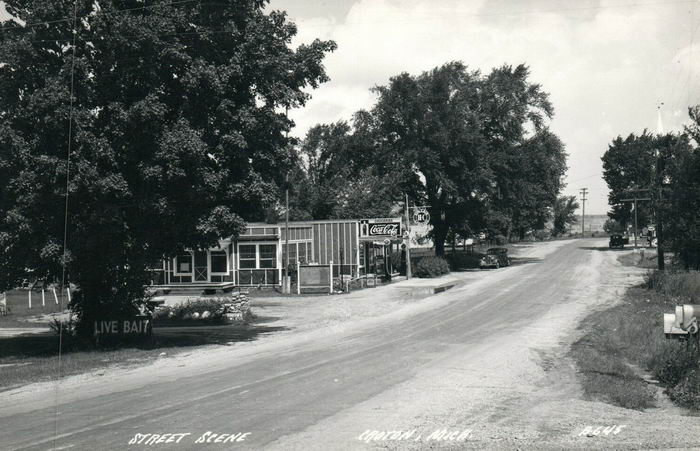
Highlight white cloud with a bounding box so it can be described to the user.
[278,0,700,214]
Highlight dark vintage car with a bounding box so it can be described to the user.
[480,247,510,269]
[609,234,625,249]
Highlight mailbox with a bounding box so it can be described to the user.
[664,313,689,339]
[664,304,700,339]
[674,304,700,334]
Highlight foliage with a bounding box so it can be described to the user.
[662,117,700,269]
[493,234,508,245]
[601,121,699,269]
[369,63,560,255]
[290,121,401,220]
[445,252,483,270]
[493,129,568,240]
[551,195,579,236]
[533,229,551,241]
[414,256,450,278]
[601,132,657,228]
[644,270,700,303]
[0,1,335,336]
[49,315,76,337]
[603,219,625,234]
[153,296,252,324]
[296,62,566,253]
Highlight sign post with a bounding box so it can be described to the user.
[405,194,412,280]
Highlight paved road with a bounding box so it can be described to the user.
[1,239,696,450]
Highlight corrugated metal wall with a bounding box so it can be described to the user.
[311,222,357,265]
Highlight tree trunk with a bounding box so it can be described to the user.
[433,223,448,257]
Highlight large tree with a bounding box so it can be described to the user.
[492,129,568,240]
[0,0,335,336]
[365,62,559,254]
[661,111,699,269]
[294,63,565,252]
[551,195,580,237]
[601,132,657,229]
[291,118,402,220]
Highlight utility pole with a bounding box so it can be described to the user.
[580,188,588,237]
[404,193,412,280]
[655,147,666,271]
[619,189,651,249]
[284,172,290,293]
[283,106,290,293]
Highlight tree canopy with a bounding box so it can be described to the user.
[0,0,335,335]
[551,195,580,237]
[601,112,700,269]
[293,62,567,254]
[601,131,657,229]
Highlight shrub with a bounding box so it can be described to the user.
[49,315,76,336]
[414,256,450,278]
[494,234,508,245]
[533,229,551,241]
[445,252,482,270]
[667,369,700,409]
[153,294,253,325]
[644,270,700,302]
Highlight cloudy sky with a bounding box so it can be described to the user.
[273,0,700,215]
[2,1,698,215]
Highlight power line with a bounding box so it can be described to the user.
[54,1,78,445]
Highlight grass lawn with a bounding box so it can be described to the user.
[569,263,700,411]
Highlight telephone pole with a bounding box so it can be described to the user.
[404,193,412,280]
[579,188,588,237]
[283,106,290,293]
[619,188,651,249]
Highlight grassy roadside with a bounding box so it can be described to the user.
[569,255,700,411]
[0,321,285,393]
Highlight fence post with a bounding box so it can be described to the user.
[28,289,32,309]
[52,287,58,304]
[42,289,45,307]
[329,260,333,294]
[66,287,71,304]
[296,261,301,295]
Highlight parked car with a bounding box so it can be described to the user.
[609,234,625,249]
[480,248,510,269]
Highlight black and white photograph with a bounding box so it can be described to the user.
[1,0,700,449]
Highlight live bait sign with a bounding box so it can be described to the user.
[94,318,152,336]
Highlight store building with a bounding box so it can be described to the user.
[150,217,404,290]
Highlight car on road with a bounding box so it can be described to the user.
[480,247,510,269]
[609,234,625,249]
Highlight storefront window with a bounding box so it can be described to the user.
[298,242,308,264]
[176,253,192,274]
[259,244,276,268]
[282,243,297,265]
[239,245,256,269]
[210,250,227,274]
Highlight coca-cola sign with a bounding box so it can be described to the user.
[369,224,399,236]
[360,218,402,238]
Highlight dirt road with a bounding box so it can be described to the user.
[1,239,698,450]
